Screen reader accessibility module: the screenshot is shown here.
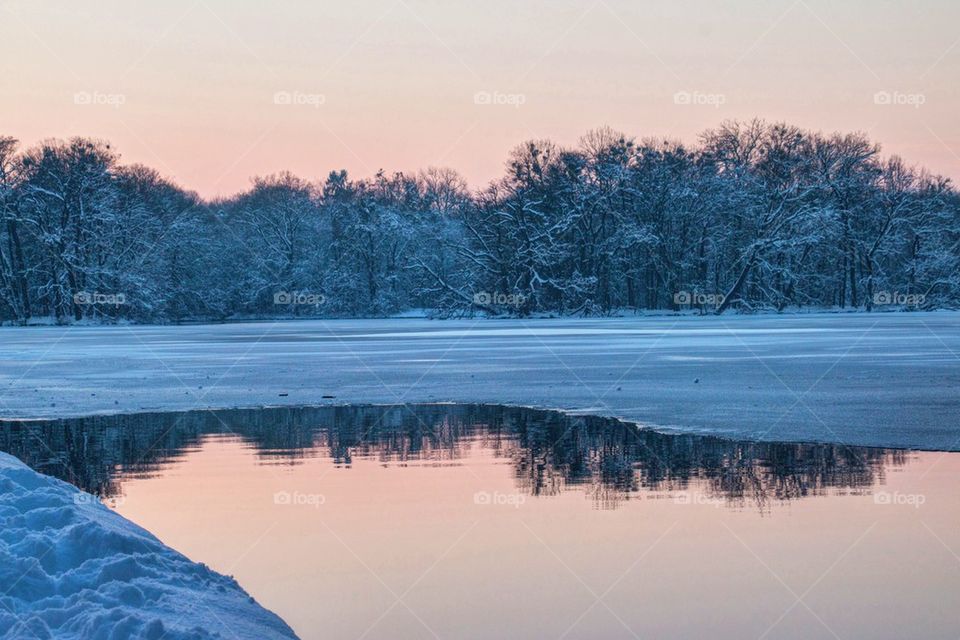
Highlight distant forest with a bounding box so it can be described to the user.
[1,119,958,324]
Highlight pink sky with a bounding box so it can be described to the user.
[2,0,958,198]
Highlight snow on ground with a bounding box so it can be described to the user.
[0,452,298,640]
[0,312,958,450]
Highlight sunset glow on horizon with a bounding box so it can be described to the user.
[2,0,958,198]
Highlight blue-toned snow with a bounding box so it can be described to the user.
[0,452,297,640]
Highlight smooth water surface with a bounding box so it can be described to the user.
[2,405,958,639]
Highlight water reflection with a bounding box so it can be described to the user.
[0,404,908,510]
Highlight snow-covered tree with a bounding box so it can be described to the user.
[0,122,956,324]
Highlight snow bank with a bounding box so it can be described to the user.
[0,452,298,640]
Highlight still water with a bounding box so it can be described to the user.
[2,405,958,639]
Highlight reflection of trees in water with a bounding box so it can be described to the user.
[0,404,908,509]
[0,412,216,497]
[492,407,905,510]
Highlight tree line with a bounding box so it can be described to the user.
[1,119,957,324]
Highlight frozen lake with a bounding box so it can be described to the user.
[1,313,958,450]
[2,404,957,640]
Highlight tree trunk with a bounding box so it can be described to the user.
[716,249,756,314]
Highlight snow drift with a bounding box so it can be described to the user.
[0,452,297,640]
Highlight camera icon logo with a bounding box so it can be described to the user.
[73,291,92,305]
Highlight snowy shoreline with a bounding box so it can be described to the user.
[0,452,298,640]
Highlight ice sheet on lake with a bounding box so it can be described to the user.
[0,312,958,450]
